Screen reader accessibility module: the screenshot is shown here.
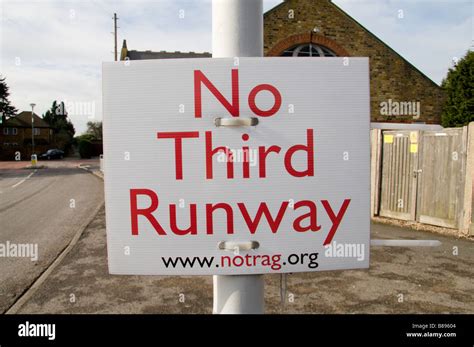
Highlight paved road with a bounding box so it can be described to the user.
[0,161,103,313]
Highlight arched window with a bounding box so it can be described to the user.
[281,44,337,57]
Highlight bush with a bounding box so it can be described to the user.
[78,139,93,159]
[75,134,95,142]
[441,50,474,127]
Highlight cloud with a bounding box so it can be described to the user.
[0,0,471,134]
[1,1,112,133]
[333,0,473,84]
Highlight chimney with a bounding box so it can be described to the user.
[120,39,128,61]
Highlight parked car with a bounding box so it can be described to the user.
[39,149,64,160]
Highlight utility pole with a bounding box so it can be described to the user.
[113,13,118,61]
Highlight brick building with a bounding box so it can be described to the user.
[120,0,445,125]
[0,111,54,160]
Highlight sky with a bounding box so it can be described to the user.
[0,0,472,135]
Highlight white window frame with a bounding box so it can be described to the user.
[282,43,337,57]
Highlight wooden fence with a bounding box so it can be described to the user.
[371,123,474,234]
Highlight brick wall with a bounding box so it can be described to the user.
[0,127,53,160]
[264,0,445,124]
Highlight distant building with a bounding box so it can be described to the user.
[120,0,445,125]
[120,39,211,61]
[0,111,53,160]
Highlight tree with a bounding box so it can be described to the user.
[0,75,18,119]
[85,121,102,140]
[441,50,474,127]
[43,101,76,136]
[42,101,76,151]
[78,139,93,159]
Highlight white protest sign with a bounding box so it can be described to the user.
[102,58,370,275]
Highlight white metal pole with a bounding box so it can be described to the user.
[212,0,263,58]
[212,0,264,314]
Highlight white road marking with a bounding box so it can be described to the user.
[11,179,26,188]
[11,169,37,188]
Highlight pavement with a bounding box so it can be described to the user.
[10,202,474,314]
[0,159,104,313]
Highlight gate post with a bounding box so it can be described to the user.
[461,123,474,234]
